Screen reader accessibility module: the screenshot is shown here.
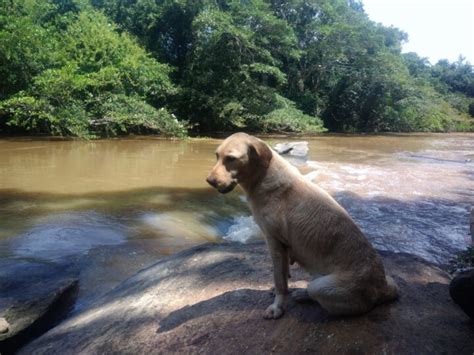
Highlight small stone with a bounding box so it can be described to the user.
[470,208,474,244]
[0,318,9,334]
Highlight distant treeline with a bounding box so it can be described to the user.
[1,0,473,138]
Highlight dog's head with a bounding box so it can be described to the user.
[206,132,273,193]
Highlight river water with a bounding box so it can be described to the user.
[0,134,473,309]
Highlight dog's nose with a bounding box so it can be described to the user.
[206,176,218,188]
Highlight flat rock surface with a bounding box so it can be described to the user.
[21,242,474,354]
[0,260,79,354]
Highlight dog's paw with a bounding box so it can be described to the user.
[291,288,312,303]
[263,304,285,320]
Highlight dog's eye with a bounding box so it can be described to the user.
[225,156,237,163]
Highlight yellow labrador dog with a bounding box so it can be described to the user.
[206,132,398,319]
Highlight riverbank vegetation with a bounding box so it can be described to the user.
[449,247,474,274]
[1,0,473,138]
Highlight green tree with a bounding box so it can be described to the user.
[1,0,472,137]
[0,2,185,137]
[0,0,59,99]
[176,1,324,132]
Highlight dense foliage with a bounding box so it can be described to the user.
[1,0,473,137]
[0,0,186,137]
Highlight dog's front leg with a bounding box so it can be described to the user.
[264,240,289,319]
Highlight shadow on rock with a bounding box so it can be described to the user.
[156,288,330,334]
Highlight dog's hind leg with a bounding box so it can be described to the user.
[306,274,374,316]
[291,288,312,302]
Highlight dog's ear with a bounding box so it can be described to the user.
[248,137,273,168]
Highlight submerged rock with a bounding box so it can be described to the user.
[450,269,474,319]
[11,212,126,261]
[0,260,79,354]
[21,241,473,354]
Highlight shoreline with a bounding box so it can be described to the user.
[1,131,474,142]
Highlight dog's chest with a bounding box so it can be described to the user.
[249,201,287,241]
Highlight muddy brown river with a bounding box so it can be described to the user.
[0,134,473,310]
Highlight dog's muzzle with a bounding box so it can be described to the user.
[217,181,237,194]
[206,177,237,194]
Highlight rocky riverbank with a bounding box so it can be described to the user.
[18,241,474,354]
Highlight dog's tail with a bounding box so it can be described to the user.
[377,275,399,305]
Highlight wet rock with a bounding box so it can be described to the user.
[0,260,79,354]
[21,242,474,354]
[450,269,474,319]
[273,141,308,156]
[0,318,9,334]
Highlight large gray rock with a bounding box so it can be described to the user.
[273,141,308,157]
[21,242,474,354]
[0,260,78,354]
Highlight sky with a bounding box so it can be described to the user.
[362,0,474,65]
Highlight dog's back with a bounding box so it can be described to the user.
[249,149,399,311]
